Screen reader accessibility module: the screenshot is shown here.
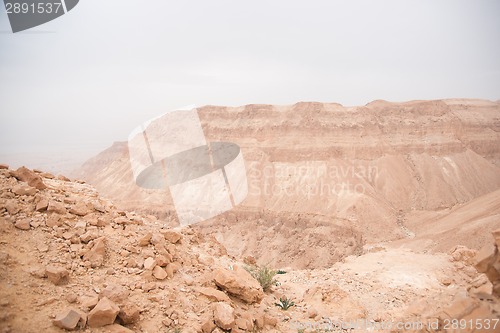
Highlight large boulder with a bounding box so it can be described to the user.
[213,267,264,304]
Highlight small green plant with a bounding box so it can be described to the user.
[297,329,305,333]
[275,296,295,310]
[276,269,287,274]
[245,264,277,292]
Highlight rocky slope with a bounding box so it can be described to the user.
[1,165,499,333]
[78,99,500,269]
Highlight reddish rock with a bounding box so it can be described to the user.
[57,174,71,181]
[213,267,264,304]
[45,265,69,285]
[83,237,106,268]
[213,302,235,330]
[0,164,8,170]
[35,198,49,211]
[162,230,182,244]
[46,214,62,227]
[12,184,37,196]
[52,308,86,330]
[117,303,140,324]
[197,287,231,303]
[87,297,120,327]
[14,218,31,230]
[12,166,47,190]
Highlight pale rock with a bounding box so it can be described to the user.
[35,198,49,211]
[153,266,167,280]
[144,257,156,270]
[165,263,175,278]
[213,302,235,330]
[100,284,130,304]
[80,230,99,243]
[5,200,20,215]
[46,214,62,227]
[87,297,120,327]
[69,201,92,216]
[155,254,172,267]
[138,232,152,246]
[150,232,164,246]
[47,201,67,214]
[80,295,99,309]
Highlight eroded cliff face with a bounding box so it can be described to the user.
[78,99,500,269]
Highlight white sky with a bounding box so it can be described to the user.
[0,0,499,168]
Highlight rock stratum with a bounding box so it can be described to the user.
[78,99,500,270]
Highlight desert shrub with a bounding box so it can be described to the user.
[275,296,295,310]
[276,269,287,274]
[245,264,277,291]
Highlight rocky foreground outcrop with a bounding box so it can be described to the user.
[1,165,499,333]
[0,165,281,332]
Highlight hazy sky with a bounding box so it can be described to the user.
[0,0,499,168]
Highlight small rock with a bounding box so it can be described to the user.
[117,303,140,324]
[83,237,106,268]
[100,284,129,304]
[138,232,152,246]
[46,214,62,227]
[144,257,156,270]
[12,184,37,196]
[52,308,86,330]
[197,287,231,303]
[57,175,71,181]
[213,302,235,330]
[47,201,67,215]
[66,292,78,304]
[153,266,167,280]
[5,200,20,215]
[162,230,182,244]
[80,295,99,309]
[87,297,120,328]
[69,201,92,216]
[45,265,69,285]
[35,198,49,212]
[14,219,31,230]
